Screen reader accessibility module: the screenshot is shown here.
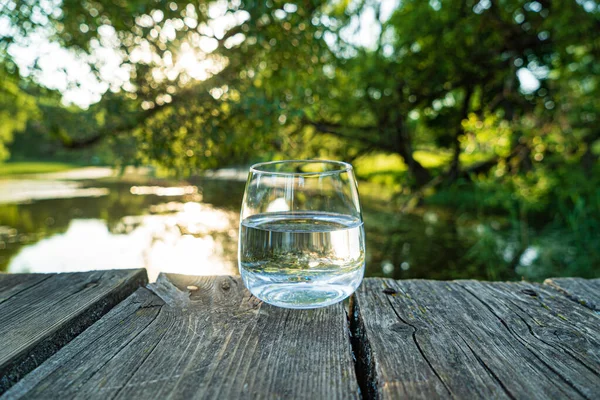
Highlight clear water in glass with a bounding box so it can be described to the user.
[238,160,365,309]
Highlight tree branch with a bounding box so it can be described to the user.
[302,118,384,147]
[400,143,527,212]
[58,60,243,150]
[448,85,474,180]
[60,104,164,149]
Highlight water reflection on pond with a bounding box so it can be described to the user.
[0,172,525,282]
[9,204,239,282]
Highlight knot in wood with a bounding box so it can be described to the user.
[552,328,579,341]
[221,280,231,291]
[382,287,397,295]
[389,322,413,335]
[521,288,538,297]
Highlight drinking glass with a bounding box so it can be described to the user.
[238,160,365,309]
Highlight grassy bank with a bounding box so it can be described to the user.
[0,162,80,177]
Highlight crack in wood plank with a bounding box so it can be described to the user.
[454,331,516,400]
[349,292,380,400]
[383,295,454,397]
[458,283,596,400]
[355,279,600,399]
[506,298,600,378]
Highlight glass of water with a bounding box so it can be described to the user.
[239,160,365,309]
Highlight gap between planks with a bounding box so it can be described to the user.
[2,274,597,399]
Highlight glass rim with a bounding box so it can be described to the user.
[249,159,353,177]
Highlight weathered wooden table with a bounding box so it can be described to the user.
[0,270,598,399]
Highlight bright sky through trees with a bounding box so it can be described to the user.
[1,0,542,108]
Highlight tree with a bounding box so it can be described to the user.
[1,0,598,187]
[0,68,38,161]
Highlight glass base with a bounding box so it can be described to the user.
[248,282,353,309]
[241,267,364,309]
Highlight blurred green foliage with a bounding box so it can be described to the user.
[2,0,598,175]
[0,0,599,278]
[0,68,38,161]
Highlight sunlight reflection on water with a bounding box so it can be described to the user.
[8,201,239,282]
[130,185,199,196]
[0,180,109,204]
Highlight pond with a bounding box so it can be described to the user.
[0,168,529,282]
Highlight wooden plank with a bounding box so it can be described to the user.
[0,274,52,304]
[2,274,359,399]
[352,279,600,400]
[545,278,600,312]
[0,269,148,394]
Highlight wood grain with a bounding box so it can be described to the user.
[2,274,359,400]
[0,274,52,305]
[353,279,600,400]
[545,278,600,312]
[0,269,147,393]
